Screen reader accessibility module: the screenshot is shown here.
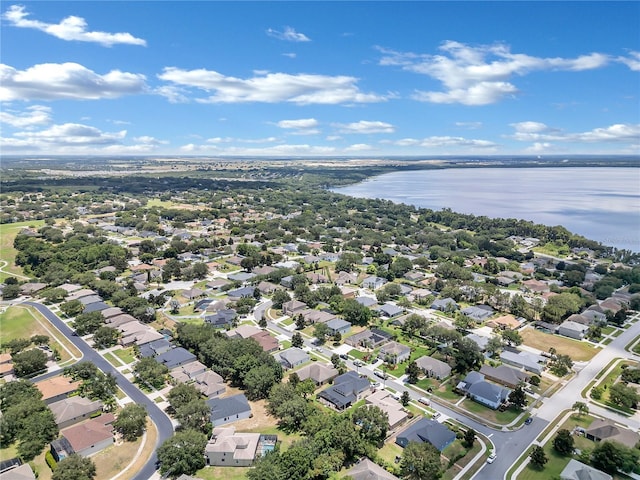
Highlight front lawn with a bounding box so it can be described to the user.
[113,347,137,365]
[460,399,521,425]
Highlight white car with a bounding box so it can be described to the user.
[487,452,497,464]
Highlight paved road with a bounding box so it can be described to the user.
[24,301,174,480]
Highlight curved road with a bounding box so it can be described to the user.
[24,301,174,480]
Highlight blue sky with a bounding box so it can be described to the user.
[1,1,639,157]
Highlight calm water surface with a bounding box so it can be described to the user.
[333,167,640,251]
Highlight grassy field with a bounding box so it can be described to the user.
[460,399,521,425]
[0,305,80,362]
[520,328,598,362]
[113,347,137,365]
[0,220,44,281]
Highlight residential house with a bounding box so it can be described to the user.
[486,315,521,330]
[430,298,459,312]
[521,279,551,294]
[378,341,411,365]
[560,460,611,480]
[415,356,451,380]
[226,325,261,339]
[461,305,494,321]
[192,371,226,398]
[500,350,546,375]
[205,426,275,467]
[226,286,256,300]
[155,347,197,370]
[282,300,307,316]
[296,363,339,386]
[355,296,377,308]
[456,372,511,410]
[479,365,530,389]
[365,390,408,430]
[301,309,337,325]
[346,457,400,480]
[2,463,36,480]
[250,331,279,353]
[35,376,81,405]
[49,396,103,429]
[227,272,256,283]
[105,313,138,327]
[256,281,279,295]
[138,338,173,358]
[207,394,252,426]
[206,279,231,290]
[466,333,490,352]
[253,266,276,276]
[346,328,393,349]
[194,298,214,312]
[52,414,114,460]
[170,361,208,383]
[585,419,640,448]
[566,313,591,326]
[335,271,358,286]
[101,307,124,319]
[306,272,328,284]
[318,371,371,410]
[84,301,110,313]
[378,303,404,318]
[276,348,310,369]
[0,353,14,378]
[395,418,456,451]
[325,318,352,336]
[558,320,589,340]
[19,282,48,295]
[362,276,387,290]
[205,309,237,329]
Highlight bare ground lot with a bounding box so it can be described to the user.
[520,326,598,362]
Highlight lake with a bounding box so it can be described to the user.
[332,167,640,252]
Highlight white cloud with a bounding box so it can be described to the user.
[617,51,640,71]
[334,120,395,134]
[1,62,147,101]
[0,105,51,127]
[157,67,386,104]
[3,5,146,47]
[344,143,374,152]
[277,118,318,129]
[180,143,336,156]
[133,136,168,145]
[391,135,498,149]
[282,53,297,59]
[378,41,611,105]
[266,27,310,42]
[13,123,126,146]
[206,136,279,144]
[509,122,640,143]
[326,135,342,141]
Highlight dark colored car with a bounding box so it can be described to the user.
[524,417,533,425]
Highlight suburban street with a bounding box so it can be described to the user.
[24,301,175,480]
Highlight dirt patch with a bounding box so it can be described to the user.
[520,327,597,361]
[93,417,158,480]
[220,386,277,431]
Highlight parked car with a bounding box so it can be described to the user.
[339,353,348,360]
[374,369,388,379]
[432,412,441,419]
[353,359,363,367]
[418,397,430,406]
[524,417,533,425]
[487,452,497,464]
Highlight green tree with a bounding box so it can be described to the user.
[175,400,212,436]
[553,429,574,456]
[113,404,147,441]
[12,348,48,377]
[486,336,504,358]
[157,429,207,479]
[92,326,120,349]
[401,391,411,407]
[267,383,310,432]
[501,329,523,346]
[291,332,304,348]
[572,401,589,417]
[60,299,84,317]
[244,364,281,400]
[463,428,476,448]
[508,385,527,410]
[591,440,640,474]
[167,383,202,412]
[400,441,443,480]
[52,454,96,480]
[529,445,548,469]
[272,289,291,310]
[72,311,104,336]
[406,360,420,384]
[453,337,483,373]
[133,357,168,389]
[351,405,388,445]
[608,382,639,409]
[313,322,329,345]
[342,299,373,326]
[549,354,573,376]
